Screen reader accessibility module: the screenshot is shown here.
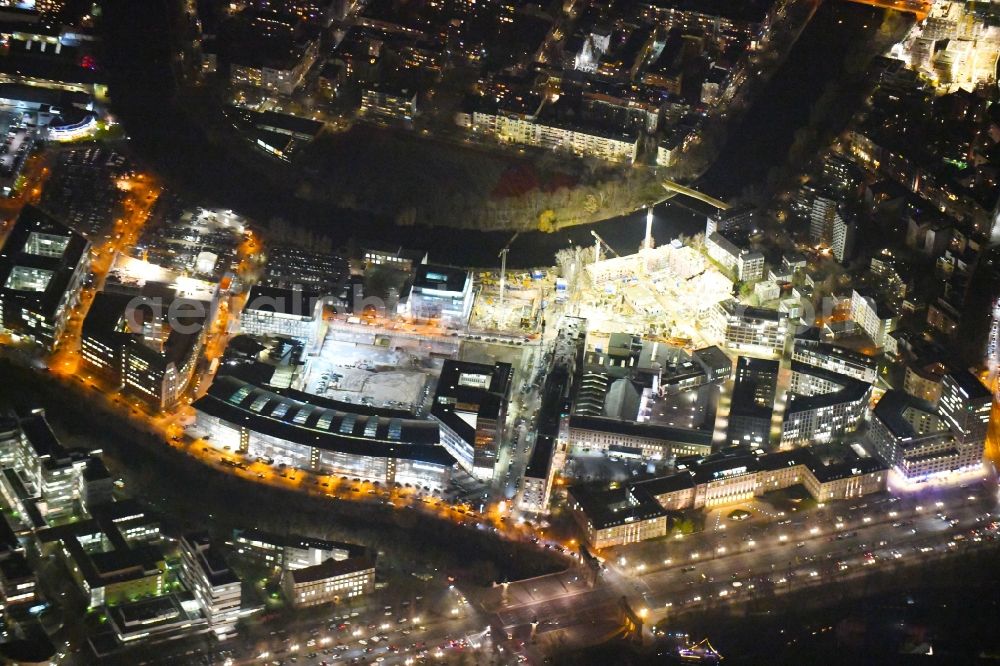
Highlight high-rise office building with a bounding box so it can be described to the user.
[938,369,991,446]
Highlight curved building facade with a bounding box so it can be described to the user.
[194,376,454,489]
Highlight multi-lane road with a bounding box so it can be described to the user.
[485,475,1000,660]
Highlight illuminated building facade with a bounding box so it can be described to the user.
[569,447,887,548]
[240,285,324,344]
[282,553,376,607]
[431,360,512,479]
[194,376,455,489]
[0,207,90,350]
[81,290,212,411]
[233,528,363,571]
[179,533,243,638]
[717,301,789,357]
[405,264,474,327]
[869,389,985,482]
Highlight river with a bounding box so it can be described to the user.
[99,0,882,268]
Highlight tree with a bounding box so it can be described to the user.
[537,209,557,233]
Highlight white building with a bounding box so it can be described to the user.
[705,232,765,282]
[361,85,418,121]
[717,301,789,357]
[179,533,244,638]
[282,554,376,607]
[791,337,878,384]
[869,390,984,482]
[470,110,639,163]
[780,364,872,447]
[240,285,324,345]
[850,289,898,348]
[405,265,474,327]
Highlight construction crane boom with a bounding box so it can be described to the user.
[590,230,620,258]
[497,233,518,319]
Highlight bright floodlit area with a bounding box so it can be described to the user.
[299,335,445,411]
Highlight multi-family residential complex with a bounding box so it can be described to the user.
[705,232,765,282]
[791,336,879,383]
[468,107,639,164]
[850,288,898,349]
[780,363,872,447]
[716,301,789,357]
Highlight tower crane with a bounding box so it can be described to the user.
[498,232,518,318]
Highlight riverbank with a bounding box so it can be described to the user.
[99,1,881,267]
[0,358,566,585]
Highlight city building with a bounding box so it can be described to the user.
[360,84,418,121]
[81,288,213,411]
[791,336,879,383]
[726,357,778,448]
[0,206,90,350]
[470,107,639,163]
[431,360,512,479]
[360,243,427,272]
[240,285,325,345]
[717,301,788,357]
[0,551,36,611]
[223,11,321,95]
[404,264,474,327]
[808,191,838,245]
[259,245,349,295]
[570,446,887,548]
[179,533,243,638]
[194,376,455,489]
[0,407,103,524]
[780,363,872,447]
[566,335,725,461]
[35,500,165,608]
[831,209,857,264]
[937,369,991,446]
[869,390,984,482]
[519,367,570,514]
[705,232,765,282]
[281,553,376,607]
[903,360,947,405]
[850,289,898,348]
[104,594,206,646]
[232,528,365,571]
[706,207,757,237]
[567,483,668,550]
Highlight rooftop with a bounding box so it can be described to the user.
[195,376,453,466]
[288,554,376,584]
[0,206,89,327]
[568,484,668,531]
